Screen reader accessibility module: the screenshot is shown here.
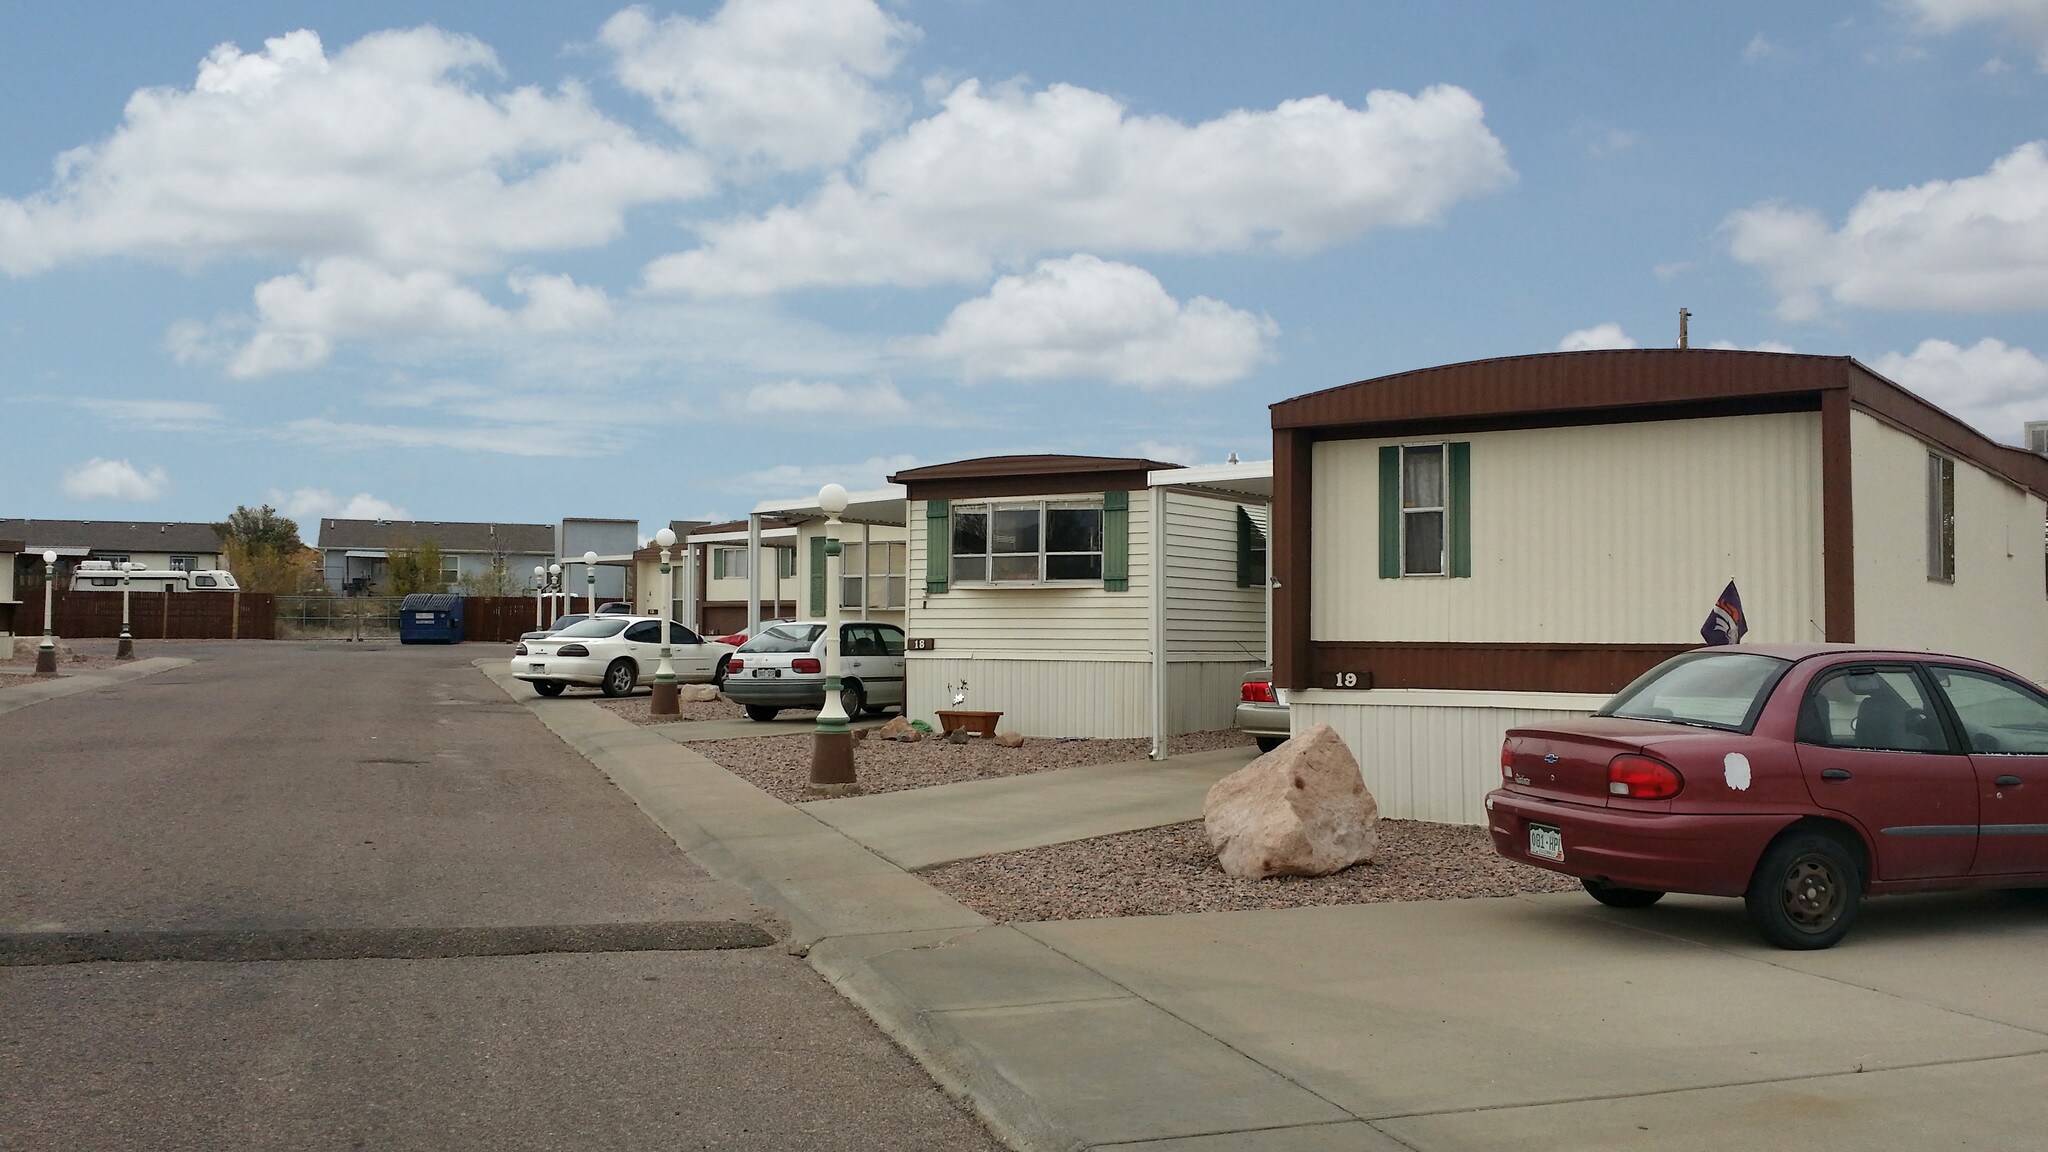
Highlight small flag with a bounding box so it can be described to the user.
[1700,580,1747,646]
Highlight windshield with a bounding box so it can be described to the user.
[551,618,629,639]
[738,624,826,653]
[1599,651,1790,732]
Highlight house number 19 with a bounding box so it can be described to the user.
[1334,672,1359,687]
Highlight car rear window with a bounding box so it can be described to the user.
[552,619,630,638]
[1598,651,1790,733]
[739,624,826,653]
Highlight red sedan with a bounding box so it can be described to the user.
[1488,644,2048,949]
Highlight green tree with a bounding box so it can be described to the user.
[216,505,321,594]
[217,505,304,553]
[386,538,448,596]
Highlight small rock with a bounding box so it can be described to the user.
[992,731,1025,748]
[876,715,918,742]
[946,728,971,744]
[680,683,721,703]
[1202,724,1379,879]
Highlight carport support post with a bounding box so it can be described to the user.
[34,550,58,677]
[808,484,856,795]
[116,561,135,660]
[650,528,679,716]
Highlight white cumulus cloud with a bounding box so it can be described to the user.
[1557,323,1637,351]
[62,458,168,501]
[645,80,1513,296]
[1726,142,2048,320]
[602,0,914,170]
[270,487,410,521]
[0,26,708,277]
[914,255,1276,388]
[1901,0,2048,69]
[1873,336,2048,443]
[722,379,914,418]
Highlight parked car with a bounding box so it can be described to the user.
[511,616,735,697]
[721,620,905,722]
[1236,667,1290,752]
[518,613,589,643]
[597,602,633,615]
[712,618,794,648]
[1487,644,2048,950]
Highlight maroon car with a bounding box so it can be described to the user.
[1488,644,2048,949]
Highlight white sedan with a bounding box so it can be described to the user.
[512,616,735,698]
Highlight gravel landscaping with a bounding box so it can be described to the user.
[921,818,1582,921]
[594,694,763,724]
[687,728,1254,804]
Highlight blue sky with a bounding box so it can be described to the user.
[4,0,2046,540]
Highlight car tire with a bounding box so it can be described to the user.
[712,656,730,688]
[533,680,566,697]
[744,704,780,722]
[1255,736,1285,753]
[1745,828,1862,950]
[1582,879,1665,909]
[601,659,638,698]
[839,680,866,720]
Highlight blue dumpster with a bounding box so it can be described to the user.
[398,593,465,644]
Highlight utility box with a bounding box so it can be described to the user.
[398,593,464,644]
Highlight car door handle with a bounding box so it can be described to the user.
[1996,775,2023,788]
[1820,769,1852,782]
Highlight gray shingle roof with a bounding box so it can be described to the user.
[0,519,224,554]
[316,519,555,554]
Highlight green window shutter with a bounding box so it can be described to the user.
[1237,506,1255,587]
[1378,446,1401,579]
[1103,490,1130,592]
[809,536,827,617]
[924,499,950,594]
[1448,441,1472,578]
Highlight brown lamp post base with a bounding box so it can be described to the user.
[117,635,135,660]
[33,646,58,677]
[806,729,858,796]
[650,681,679,715]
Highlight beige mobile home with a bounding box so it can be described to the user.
[746,487,912,632]
[891,455,1270,742]
[680,520,800,637]
[1271,349,2048,824]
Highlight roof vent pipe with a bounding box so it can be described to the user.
[1678,307,1691,349]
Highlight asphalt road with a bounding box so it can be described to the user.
[0,641,1003,1151]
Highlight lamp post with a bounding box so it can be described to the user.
[548,562,563,622]
[650,528,679,715]
[116,561,136,660]
[533,565,546,628]
[583,550,598,617]
[808,484,856,794]
[34,549,58,677]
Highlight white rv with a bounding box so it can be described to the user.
[70,560,239,593]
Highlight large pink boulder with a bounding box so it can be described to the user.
[1203,724,1379,879]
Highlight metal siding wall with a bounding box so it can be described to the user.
[1294,699,1599,825]
[1166,660,1260,733]
[903,496,1153,655]
[906,655,1151,737]
[1851,411,2048,684]
[1312,412,1824,644]
[1163,492,1268,658]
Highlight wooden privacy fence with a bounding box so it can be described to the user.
[39,590,276,640]
[462,596,572,643]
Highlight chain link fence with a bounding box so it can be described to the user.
[274,596,404,641]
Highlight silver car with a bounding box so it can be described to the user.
[1235,667,1289,752]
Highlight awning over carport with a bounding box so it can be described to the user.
[1146,460,1274,760]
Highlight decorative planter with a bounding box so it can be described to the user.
[934,709,1003,738]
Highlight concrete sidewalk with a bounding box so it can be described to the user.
[0,657,192,715]
[483,661,2048,1152]
[801,745,1255,870]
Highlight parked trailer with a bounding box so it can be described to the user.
[69,560,239,593]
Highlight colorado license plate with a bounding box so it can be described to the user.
[1528,824,1563,862]
[753,668,780,678]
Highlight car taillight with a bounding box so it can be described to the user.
[1608,754,1683,800]
[1241,680,1276,703]
[556,643,590,657]
[1500,739,1514,777]
[514,643,528,656]
[792,658,822,674]
[727,657,744,671]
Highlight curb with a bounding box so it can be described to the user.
[0,657,194,716]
